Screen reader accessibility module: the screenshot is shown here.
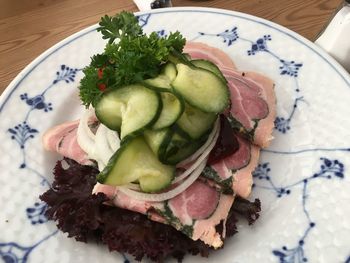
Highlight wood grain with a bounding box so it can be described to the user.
[0,0,342,94]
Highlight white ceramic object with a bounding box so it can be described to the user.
[315,1,350,72]
[133,0,172,11]
[1,7,350,263]
[133,0,153,11]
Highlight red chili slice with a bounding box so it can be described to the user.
[98,68,104,79]
[98,83,107,91]
[97,68,106,91]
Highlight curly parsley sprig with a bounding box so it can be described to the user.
[79,11,186,107]
[98,12,143,44]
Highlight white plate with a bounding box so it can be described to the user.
[1,7,350,263]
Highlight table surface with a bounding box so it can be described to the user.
[0,0,343,94]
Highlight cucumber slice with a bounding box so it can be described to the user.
[143,63,178,91]
[168,53,184,65]
[95,93,123,131]
[161,62,177,81]
[98,137,175,193]
[143,128,171,156]
[172,63,230,113]
[95,84,161,140]
[120,86,161,139]
[163,132,189,157]
[161,130,208,165]
[176,104,217,139]
[168,51,192,66]
[191,59,227,83]
[152,92,184,130]
[144,126,209,165]
[143,75,172,92]
[164,139,204,165]
[144,127,198,165]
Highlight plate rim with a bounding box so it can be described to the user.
[1,6,350,262]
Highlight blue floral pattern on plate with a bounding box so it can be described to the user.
[1,64,80,263]
[253,158,344,263]
[1,8,350,263]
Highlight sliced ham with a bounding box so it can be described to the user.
[245,72,276,148]
[42,120,92,165]
[93,181,232,248]
[221,135,251,171]
[42,120,258,246]
[204,133,260,198]
[93,183,165,223]
[43,120,248,247]
[221,67,276,148]
[184,42,236,70]
[225,73,268,129]
[168,181,220,225]
[192,194,234,248]
[208,134,251,182]
[232,145,260,198]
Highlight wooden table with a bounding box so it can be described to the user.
[0,0,343,94]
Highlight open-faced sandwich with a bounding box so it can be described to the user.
[40,11,276,262]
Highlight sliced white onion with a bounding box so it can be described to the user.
[95,124,115,165]
[118,158,207,202]
[77,108,96,157]
[172,119,220,184]
[84,107,97,139]
[106,128,121,152]
[125,183,142,190]
[97,160,106,171]
[77,108,121,171]
[177,118,220,168]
